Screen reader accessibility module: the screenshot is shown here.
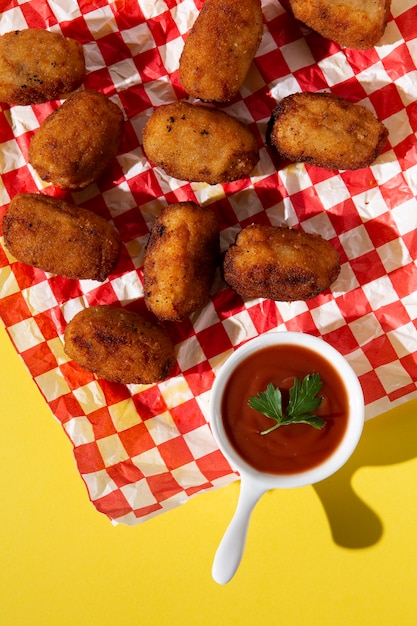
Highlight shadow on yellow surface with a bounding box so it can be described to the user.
[315,404,417,548]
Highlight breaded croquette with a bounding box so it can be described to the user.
[268,92,388,170]
[289,0,391,49]
[143,202,219,321]
[28,89,124,189]
[64,306,175,384]
[179,0,263,103]
[223,223,341,301]
[0,29,85,105]
[2,193,121,281]
[142,101,259,184]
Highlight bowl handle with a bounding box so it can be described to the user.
[212,476,266,584]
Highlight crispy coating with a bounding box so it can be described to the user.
[268,92,388,170]
[28,89,124,189]
[64,306,175,384]
[289,0,391,49]
[142,101,259,184]
[143,202,219,321]
[223,224,341,301]
[2,193,121,281]
[179,0,263,103]
[0,28,85,105]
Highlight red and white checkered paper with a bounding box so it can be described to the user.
[0,0,417,525]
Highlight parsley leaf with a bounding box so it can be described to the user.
[248,373,326,435]
[247,382,282,421]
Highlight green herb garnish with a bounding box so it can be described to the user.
[248,374,326,435]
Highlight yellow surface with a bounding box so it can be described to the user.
[1,322,417,626]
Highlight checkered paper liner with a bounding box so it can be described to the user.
[0,0,417,525]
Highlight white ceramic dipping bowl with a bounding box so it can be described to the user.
[209,331,365,584]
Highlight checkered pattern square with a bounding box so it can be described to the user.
[1,0,417,524]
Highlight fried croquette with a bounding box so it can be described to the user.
[64,306,175,384]
[268,92,388,170]
[142,101,259,184]
[0,28,85,105]
[2,193,121,281]
[289,0,391,49]
[223,223,341,301]
[143,202,219,321]
[179,0,263,103]
[28,89,124,189]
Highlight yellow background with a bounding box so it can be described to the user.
[1,321,417,626]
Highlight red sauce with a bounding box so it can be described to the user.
[221,344,349,475]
